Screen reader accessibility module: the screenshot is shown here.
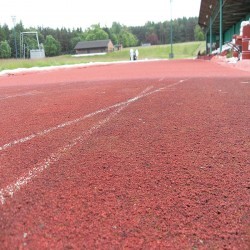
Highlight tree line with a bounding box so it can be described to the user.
[0,17,204,58]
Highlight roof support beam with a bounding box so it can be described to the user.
[206,32,208,54]
[210,17,213,54]
[220,0,223,52]
[203,0,227,35]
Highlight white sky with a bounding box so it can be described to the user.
[0,0,201,29]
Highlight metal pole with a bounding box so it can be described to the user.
[219,0,223,53]
[20,33,24,58]
[20,33,22,58]
[169,0,174,58]
[36,32,40,49]
[11,16,18,58]
[210,16,213,54]
[205,32,208,54]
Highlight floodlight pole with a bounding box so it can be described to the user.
[11,16,18,58]
[169,0,174,59]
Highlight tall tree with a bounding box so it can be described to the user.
[44,35,61,56]
[0,40,11,58]
[103,27,118,45]
[194,25,205,41]
[0,24,9,41]
[0,16,200,57]
[84,24,109,41]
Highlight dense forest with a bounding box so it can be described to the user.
[0,17,204,58]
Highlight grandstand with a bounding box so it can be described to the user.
[199,0,250,54]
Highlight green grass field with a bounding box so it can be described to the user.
[0,41,205,72]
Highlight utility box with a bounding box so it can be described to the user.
[30,49,45,59]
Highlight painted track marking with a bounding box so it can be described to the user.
[0,86,154,152]
[0,79,186,205]
[0,104,128,205]
[0,80,187,152]
[0,91,41,101]
[0,86,154,205]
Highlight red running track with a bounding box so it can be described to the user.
[0,59,249,249]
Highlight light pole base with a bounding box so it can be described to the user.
[169,53,174,59]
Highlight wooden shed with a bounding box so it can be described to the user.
[74,39,114,54]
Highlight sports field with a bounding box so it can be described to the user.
[0,59,249,249]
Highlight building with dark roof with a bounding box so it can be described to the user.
[74,40,114,54]
[199,0,250,53]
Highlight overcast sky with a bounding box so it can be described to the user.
[0,0,201,29]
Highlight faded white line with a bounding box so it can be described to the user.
[168,79,187,88]
[0,79,187,152]
[0,87,154,152]
[0,91,41,100]
[0,79,187,205]
[0,85,160,205]
[0,81,187,205]
[0,104,129,205]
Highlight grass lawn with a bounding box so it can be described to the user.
[0,41,205,72]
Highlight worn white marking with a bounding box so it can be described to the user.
[0,79,186,205]
[0,91,41,100]
[168,79,187,88]
[0,105,127,205]
[0,87,152,204]
[0,80,186,152]
[0,87,154,152]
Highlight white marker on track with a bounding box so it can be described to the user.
[0,79,187,205]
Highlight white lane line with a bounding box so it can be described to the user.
[0,86,154,152]
[168,79,187,88]
[0,85,158,205]
[0,79,186,152]
[0,79,186,205]
[0,91,41,100]
[0,104,128,205]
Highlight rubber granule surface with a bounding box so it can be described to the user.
[0,59,249,249]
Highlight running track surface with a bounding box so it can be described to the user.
[0,59,249,249]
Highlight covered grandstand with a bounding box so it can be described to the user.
[199,0,250,54]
